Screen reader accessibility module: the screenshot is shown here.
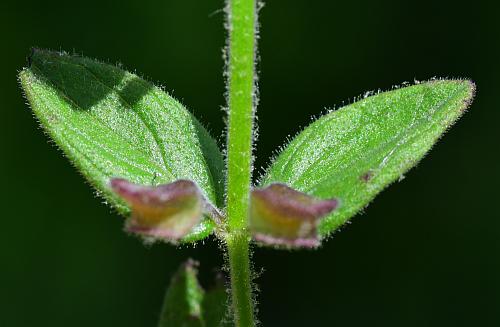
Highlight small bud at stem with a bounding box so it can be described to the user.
[250,183,339,248]
[110,178,214,243]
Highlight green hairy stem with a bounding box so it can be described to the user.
[225,0,257,326]
[226,233,255,327]
[226,0,257,230]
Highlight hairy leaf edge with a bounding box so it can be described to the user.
[258,78,476,241]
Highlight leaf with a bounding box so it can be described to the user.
[202,274,232,327]
[158,260,205,327]
[259,80,475,238]
[158,260,231,327]
[19,49,225,242]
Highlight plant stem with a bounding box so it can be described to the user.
[226,0,256,230]
[227,233,254,327]
[225,0,257,326]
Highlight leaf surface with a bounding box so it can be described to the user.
[202,276,231,327]
[260,80,475,238]
[19,49,224,242]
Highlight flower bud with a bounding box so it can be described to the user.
[250,183,338,248]
[110,178,205,243]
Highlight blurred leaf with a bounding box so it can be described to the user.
[19,49,224,242]
[158,260,205,327]
[159,261,231,327]
[202,274,231,327]
[260,80,475,238]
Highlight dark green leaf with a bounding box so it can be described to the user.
[158,260,205,327]
[158,261,231,327]
[19,49,224,242]
[260,80,475,238]
[203,274,231,327]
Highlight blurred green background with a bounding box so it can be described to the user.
[1,0,499,326]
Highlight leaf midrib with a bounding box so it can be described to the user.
[78,59,219,202]
[27,76,163,180]
[28,65,164,172]
[63,61,173,178]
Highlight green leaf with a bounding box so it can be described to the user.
[158,260,205,327]
[260,80,475,238]
[202,275,231,327]
[19,49,224,242]
[158,260,231,327]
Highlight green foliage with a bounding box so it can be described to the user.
[158,260,204,327]
[158,260,230,327]
[19,49,224,242]
[17,3,476,324]
[260,80,475,238]
[18,47,476,327]
[202,276,232,327]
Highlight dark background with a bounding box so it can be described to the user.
[1,0,498,326]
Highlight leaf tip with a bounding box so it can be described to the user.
[463,79,477,104]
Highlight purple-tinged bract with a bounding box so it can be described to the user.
[110,178,205,243]
[250,183,338,248]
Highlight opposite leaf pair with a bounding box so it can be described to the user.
[20,49,475,249]
[111,178,338,248]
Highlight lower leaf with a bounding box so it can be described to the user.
[158,260,231,327]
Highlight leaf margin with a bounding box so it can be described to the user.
[258,78,476,240]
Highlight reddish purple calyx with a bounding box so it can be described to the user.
[110,178,205,242]
[250,183,339,248]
